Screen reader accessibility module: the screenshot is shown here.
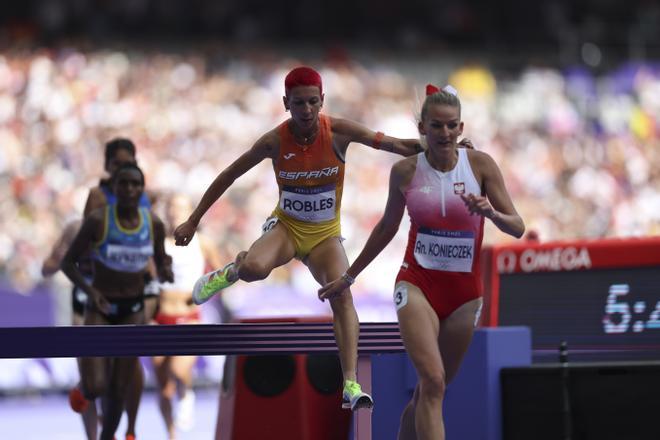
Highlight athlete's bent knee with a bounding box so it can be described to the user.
[329,289,354,309]
[418,370,446,401]
[237,259,270,282]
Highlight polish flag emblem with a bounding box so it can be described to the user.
[453,182,465,195]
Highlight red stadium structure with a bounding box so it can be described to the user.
[216,317,351,440]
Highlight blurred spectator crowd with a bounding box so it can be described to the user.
[0,44,658,316]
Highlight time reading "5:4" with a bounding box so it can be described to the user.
[603,284,660,334]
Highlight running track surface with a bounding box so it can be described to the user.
[0,388,218,439]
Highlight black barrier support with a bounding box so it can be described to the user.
[559,340,573,440]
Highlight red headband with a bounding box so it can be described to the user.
[285,67,323,95]
[426,84,441,95]
[426,83,458,97]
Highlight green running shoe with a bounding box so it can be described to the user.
[192,262,236,305]
[342,380,374,411]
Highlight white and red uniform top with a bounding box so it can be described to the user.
[396,148,485,318]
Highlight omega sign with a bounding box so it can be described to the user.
[497,247,592,273]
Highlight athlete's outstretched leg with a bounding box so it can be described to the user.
[438,298,481,384]
[307,237,371,410]
[192,222,295,305]
[397,386,419,440]
[234,223,294,282]
[171,354,198,431]
[306,238,357,377]
[396,282,445,440]
[153,356,176,439]
[124,362,143,439]
[100,356,138,440]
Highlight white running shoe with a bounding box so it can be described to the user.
[176,389,196,431]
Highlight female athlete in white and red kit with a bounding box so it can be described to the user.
[319,84,525,440]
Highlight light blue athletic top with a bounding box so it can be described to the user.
[92,205,154,273]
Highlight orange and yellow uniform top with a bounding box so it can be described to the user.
[271,114,345,258]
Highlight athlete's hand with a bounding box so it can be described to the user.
[318,277,350,302]
[461,193,496,218]
[174,219,197,246]
[458,138,475,149]
[90,289,112,315]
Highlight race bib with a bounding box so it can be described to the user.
[280,184,336,223]
[105,244,153,271]
[261,216,279,235]
[413,228,475,272]
[393,282,408,311]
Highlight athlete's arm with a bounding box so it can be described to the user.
[174,134,276,246]
[332,117,474,156]
[42,220,80,277]
[83,187,107,218]
[331,117,422,157]
[318,159,410,300]
[462,151,525,238]
[151,213,174,283]
[61,211,109,313]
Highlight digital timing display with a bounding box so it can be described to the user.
[497,266,660,362]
